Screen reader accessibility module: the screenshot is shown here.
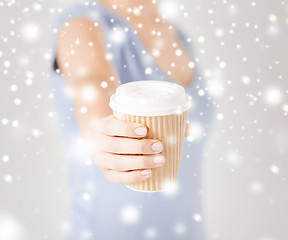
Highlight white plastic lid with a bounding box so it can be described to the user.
[109,80,192,116]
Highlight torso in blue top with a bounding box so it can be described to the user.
[50,1,214,239]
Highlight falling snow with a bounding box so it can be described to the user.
[0,214,26,240]
[263,87,283,106]
[1,1,287,240]
[250,181,264,194]
[270,165,280,174]
[2,155,10,163]
[3,174,14,183]
[145,227,157,238]
[174,223,186,235]
[193,213,203,223]
[101,81,108,88]
[120,205,140,224]
[21,22,40,42]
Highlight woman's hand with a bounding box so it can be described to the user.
[94,115,165,184]
[57,18,191,185]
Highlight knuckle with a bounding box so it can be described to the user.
[137,140,146,153]
[129,175,137,184]
[106,115,114,127]
[131,172,142,183]
[140,156,151,168]
[111,155,122,170]
[123,123,132,136]
[103,136,115,153]
[108,142,117,154]
[98,115,112,134]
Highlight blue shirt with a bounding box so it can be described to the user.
[50,1,214,239]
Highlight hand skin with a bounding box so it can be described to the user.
[56,19,191,185]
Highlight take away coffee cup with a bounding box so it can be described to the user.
[109,80,192,192]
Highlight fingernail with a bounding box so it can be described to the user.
[152,142,163,152]
[153,156,165,164]
[135,127,147,136]
[141,169,152,176]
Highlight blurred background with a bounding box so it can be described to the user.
[1,0,287,239]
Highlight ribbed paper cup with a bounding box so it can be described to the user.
[113,110,188,192]
[109,80,192,192]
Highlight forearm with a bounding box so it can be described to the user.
[56,18,121,147]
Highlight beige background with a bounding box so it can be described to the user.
[1,0,287,239]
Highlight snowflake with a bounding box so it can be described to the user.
[48,112,54,118]
[1,118,9,125]
[133,7,142,16]
[215,29,224,38]
[207,78,224,98]
[162,181,179,197]
[227,4,238,16]
[267,24,279,37]
[10,84,17,92]
[21,22,40,42]
[59,220,70,234]
[101,81,108,88]
[159,1,179,20]
[193,213,202,222]
[105,53,113,61]
[63,86,75,99]
[225,151,241,166]
[145,227,157,238]
[263,87,283,106]
[188,61,195,69]
[145,67,152,75]
[186,122,203,142]
[4,61,11,68]
[250,181,263,194]
[2,155,10,163]
[14,98,21,106]
[270,165,280,174]
[109,28,126,45]
[174,222,186,235]
[217,113,224,121]
[81,85,97,102]
[241,75,251,85]
[268,14,278,23]
[198,89,205,96]
[282,104,288,115]
[31,128,41,138]
[32,2,42,12]
[80,107,87,114]
[75,38,80,45]
[198,36,205,43]
[175,49,182,56]
[82,192,91,201]
[219,61,226,69]
[120,205,140,224]
[152,49,160,57]
[3,174,14,183]
[68,137,92,158]
[0,214,26,240]
[12,121,19,128]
